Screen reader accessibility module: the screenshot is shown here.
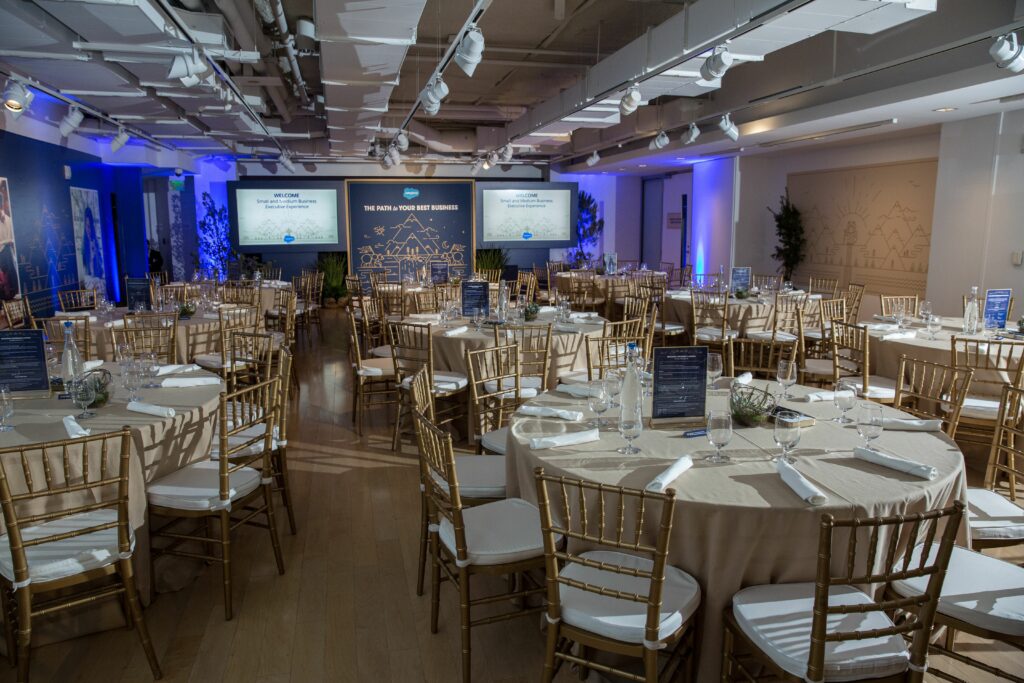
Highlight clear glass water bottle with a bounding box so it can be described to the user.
[496,280,509,321]
[617,342,644,455]
[963,285,980,335]
[60,321,83,385]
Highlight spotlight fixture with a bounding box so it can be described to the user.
[395,131,409,152]
[387,145,401,166]
[471,158,484,175]
[648,131,669,150]
[168,50,208,85]
[586,150,600,167]
[619,85,642,117]
[110,128,130,153]
[487,150,499,166]
[990,33,1024,73]
[58,106,85,137]
[500,144,513,162]
[482,157,492,171]
[681,122,700,145]
[718,113,739,142]
[381,154,394,169]
[2,79,33,118]
[279,153,296,173]
[700,46,733,81]
[420,76,449,115]
[454,25,485,77]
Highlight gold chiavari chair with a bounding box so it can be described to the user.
[303,271,325,340]
[115,312,178,364]
[477,268,502,284]
[226,331,277,390]
[807,275,839,299]
[659,260,675,287]
[375,282,407,319]
[893,356,973,438]
[677,263,693,289]
[568,272,605,313]
[147,378,284,621]
[844,282,866,321]
[0,428,162,682]
[534,469,699,683]
[362,297,392,359]
[603,317,644,339]
[2,298,32,329]
[264,288,296,349]
[547,262,567,300]
[513,270,537,305]
[58,288,97,312]
[879,294,919,318]
[725,337,798,379]
[963,294,1016,320]
[347,310,396,436]
[195,306,259,378]
[256,265,282,280]
[622,295,649,324]
[389,320,468,451]
[157,283,199,309]
[751,273,782,292]
[725,502,963,683]
[640,280,687,347]
[968,383,1024,550]
[950,336,1024,445]
[749,294,804,350]
[36,316,92,361]
[344,275,364,310]
[805,297,847,360]
[584,335,646,381]
[221,282,259,308]
[146,271,168,287]
[690,289,736,350]
[410,288,438,314]
[495,324,553,393]
[367,270,390,289]
[819,320,896,402]
[692,272,723,291]
[415,411,547,683]
[465,344,531,455]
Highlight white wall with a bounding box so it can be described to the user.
[928,112,1024,313]
[549,172,643,262]
[661,172,693,271]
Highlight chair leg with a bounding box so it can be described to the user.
[458,568,472,683]
[429,532,441,634]
[392,393,406,452]
[721,621,734,682]
[120,559,163,679]
[218,510,233,621]
[416,493,428,597]
[264,485,286,575]
[275,448,298,535]
[14,590,30,683]
[541,620,559,683]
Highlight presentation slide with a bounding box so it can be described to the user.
[476,182,577,248]
[234,187,339,246]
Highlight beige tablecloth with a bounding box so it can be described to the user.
[79,308,225,363]
[505,381,967,681]
[663,292,774,334]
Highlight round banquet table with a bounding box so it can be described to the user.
[0,363,223,642]
[662,290,785,335]
[504,380,968,680]
[60,308,225,364]
[168,280,288,317]
[418,311,607,388]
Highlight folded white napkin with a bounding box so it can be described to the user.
[156,364,200,376]
[865,323,898,332]
[443,325,468,337]
[646,456,693,493]
[777,460,827,506]
[881,330,917,341]
[787,289,806,295]
[56,311,98,322]
[518,405,583,421]
[529,428,601,450]
[556,383,598,398]
[554,323,577,333]
[408,313,441,321]
[127,401,176,418]
[854,446,937,480]
[83,360,104,372]
[873,314,898,323]
[569,312,598,322]
[161,377,219,388]
[538,305,557,314]
[735,372,752,385]
[807,293,823,300]
[200,312,220,319]
[63,415,90,438]
[881,417,942,432]
[104,319,125,329]
[356,365,384,377]
[795,391,835,402]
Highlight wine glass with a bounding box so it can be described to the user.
[45,340,60,383]
[140,351,160,388]
[919,300,933,324]
[123,361,142,403]
[776,359,797,400]
[705,410,732,463]
[0,385,13,432]
[617,399,643,455]
[636,355,653,398]
[70,379,96,419]
[893,300,906,330]
[856,404,884,448]
[587,381,610,430]
[707,353,723,389]
[773,411,801,463]
[604,370,622,408]
[927,314,942,340]
[472,308,484,332]
[833,379,857,424]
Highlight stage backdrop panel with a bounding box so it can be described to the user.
[345,180,474,282]
[70,186,107,297]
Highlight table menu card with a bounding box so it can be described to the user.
[603,252,618,274]
[984,288,1012,330]
[651,346,707,425]
[0,329,51,397]
[430,262,449,284]
[462,281,490,318]
[125,277,151,311]
[731,266,752,293]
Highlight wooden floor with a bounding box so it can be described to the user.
[5,309,1022,683]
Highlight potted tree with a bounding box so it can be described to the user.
[320,253,346,308]
[769,190,806,280]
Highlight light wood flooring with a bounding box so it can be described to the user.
[4,309,1022,683]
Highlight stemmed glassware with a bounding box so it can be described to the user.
[706,353,723,389]
[773,410,801,463]
[69,379,96,419]
[0,385,13,432]
[140,351,160,388]
[604,370,622,408]
[617,396,643,455]
[856,404,884,448]
[893,300,907,330]
[926,314,942,340]
[587,381,610,429]
[123,360,142,403]
[776,359,797,400]
[832,379,857,424]
[705,409,732,463]
[919,300,933,324]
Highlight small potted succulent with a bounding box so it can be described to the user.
[524,302,540,322]
[178,300,197,319]
[729,383,777,427]
[82,368,115,409]
[734,288,749,300]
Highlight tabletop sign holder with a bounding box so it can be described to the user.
[731,266,752,293]
[430,262,450,285]
[651,345,708,427]
[603,252,618,274]
[0,329,52,399]
[125,277,152,311]
[983,288,1013,330]
[461,280,490,318]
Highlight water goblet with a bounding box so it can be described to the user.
[140,351,160,388]
[604,370,622,408]
[472,308,484,332]
[70,379,96,419]
[856,404,884,448]
[123,361,142,403]
[926,314,942,340]
[587,381,610,430]
[773,410,801,463]
[705,410,732,463]
[707,353,723,389]
[617,399,643,455]
[919,300,933,324]
[776,359,797,400]
[0,386,13,432]
[833,379,858,424]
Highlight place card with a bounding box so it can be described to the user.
[984,288,1012,330]
[651,346,707,426]
[430,262,449,284]
[462,280,490,318]
[125,277,151,311]
[731,266,752,293]
[0,329,52,398]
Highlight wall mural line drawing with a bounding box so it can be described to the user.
[786,160,937,297]
[70,186,107,297]
[0,178,21,300]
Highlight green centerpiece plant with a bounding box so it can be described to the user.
[729,383,777,427]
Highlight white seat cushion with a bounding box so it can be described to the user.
[953,396,1000,421]
[432,454,506,498]
[967,487,1024,541]
[892,544,1024,637]
[802,358,834,376]
[438,498,547,567]
[483,376,541,400]
[804,329,827,340]
[653,321,686,333]
[401,372,468,393]
[356,357,396,377]
[147,460,262,511]
[560,550,700,645]
[210,423,279,459]
[850,376,897,400]
[558,370,590,385]
[0,509,134,585]
[695,326,739,341]
[194,353,247,371]
[732,582,909,681]
[480,427,509,455]
[370,345,392,359]
[749,330,798,343]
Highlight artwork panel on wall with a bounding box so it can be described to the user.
[345,180,474,282]
[69,186,107,297]
[786,159,937,298]
[0,178,21,300]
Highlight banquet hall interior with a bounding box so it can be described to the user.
[1,0,1024,681]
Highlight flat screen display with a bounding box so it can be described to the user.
[232,186,340,248]
[475,182,578,248]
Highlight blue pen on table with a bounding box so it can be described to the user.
[683,428,707,438]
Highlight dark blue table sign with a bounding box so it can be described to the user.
[0,329,52,398]
[984,288,1013,330]
[430,262,449,285]
[125,277,152,311]
[731,266,752,293]
[651,345,708,426]
[461,281,490,318]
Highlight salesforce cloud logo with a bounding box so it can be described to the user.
[522,231,533,240]
[283,235,295,243]
[403,187,420,200]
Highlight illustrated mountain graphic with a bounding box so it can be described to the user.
[388,214,443,250]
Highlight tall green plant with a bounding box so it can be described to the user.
[319,253,347,299]
[769,190,806,280]
[565,190,604,268]
[475,248,508,271]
